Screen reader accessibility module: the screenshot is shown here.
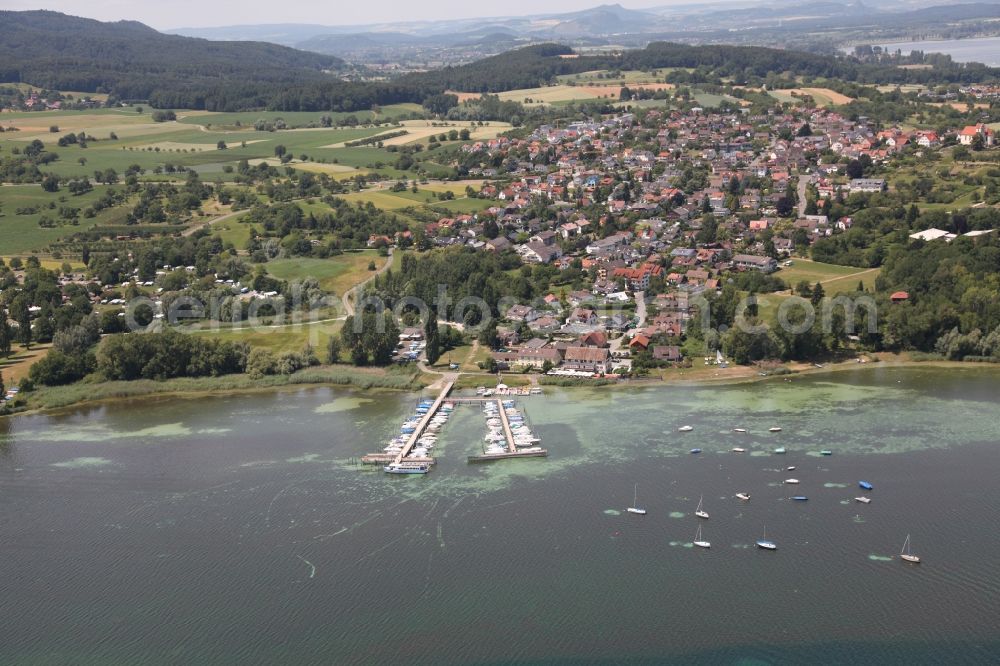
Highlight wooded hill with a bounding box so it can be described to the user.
[0,11,343,102]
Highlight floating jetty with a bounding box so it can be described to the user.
[362,381,546,472]
[468,398,547,463]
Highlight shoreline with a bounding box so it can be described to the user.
[4,355,997,419]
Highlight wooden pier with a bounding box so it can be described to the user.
[496,399,518,454]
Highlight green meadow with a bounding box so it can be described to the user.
[0,106,513,254]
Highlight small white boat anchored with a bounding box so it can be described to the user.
[694,524,710,549]
[769,427,783,432]
[784,478,800,485]
[695,495,709,519]
[855,496,872,504]
[900,534,921,563]
[736,493,750,502]
[678,425,694,432]
[626,483,647,515]
[732,428,747,433]
[731,447,746,453]
[786,466,797,471]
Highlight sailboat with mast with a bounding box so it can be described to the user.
[756,524,777,550]
[900,534,921,563]
[694,524,710,548]
[695,495,709,519]
[626,483,647,515]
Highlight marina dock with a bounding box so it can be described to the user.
[392,380,454,466]
[362,381,546,472]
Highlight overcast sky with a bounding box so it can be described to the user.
[5,1,686,30]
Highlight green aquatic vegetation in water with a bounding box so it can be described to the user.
[315,396,374,414]
[51,456,114,468]
[286,454,323,463]
[29,422,195,442]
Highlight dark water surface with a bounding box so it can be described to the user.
[1,366,999,664]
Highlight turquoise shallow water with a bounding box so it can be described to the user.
[1,366,999,664]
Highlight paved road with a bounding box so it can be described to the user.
[797,174,815,218]
[610,290,645,354]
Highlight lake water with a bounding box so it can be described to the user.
[2,366,1000,664]
[874,36,1000,66]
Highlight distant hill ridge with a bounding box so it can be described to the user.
[2,10,998,112]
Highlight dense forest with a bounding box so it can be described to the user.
[875,234,1000,356]
[3,11,998,112]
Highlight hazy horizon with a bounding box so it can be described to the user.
[2,1,712,31]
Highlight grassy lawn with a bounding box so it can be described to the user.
[775,258,866,287]
[265,251,380,296]
[0,256,85,270]
[0,185,132,254]
[428,198,494,214]
[189,320,342,356]
[0,344,51,385]
[823,268,881,294]
[212,217,255,249]
[755,293,794,322]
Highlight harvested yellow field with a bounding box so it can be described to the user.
[450,85,600,105]
[930,102,990,111]
[452,81,672,106]
[322,120,511,148]
[291,161,362,175]
[769,88,853,107]
[581,82,674,97]
[798,88,854,105]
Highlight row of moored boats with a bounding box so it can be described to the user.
[383,399,456,474]
[482,400,542,455]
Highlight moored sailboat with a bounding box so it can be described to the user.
[900,534,921,563]
[756,524,777,550]
[694,524,710,549]
[626,483,647,515]
[695,495,709,519]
